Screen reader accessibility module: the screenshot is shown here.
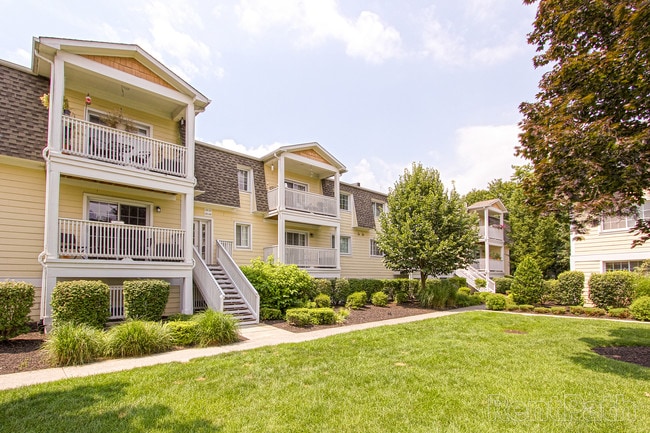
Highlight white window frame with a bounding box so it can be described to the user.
[235,222,252,249]
[603,260,644,272]
[372,201,385,218]
[340,193,350,211]
[601,202,650,232]
[285,179,308,191]
[84,194,153,226]
[340,236,351,255]
[238,168,252,192]
[87,109,152,137]
[370,239,383,257]
[286,231,308,247]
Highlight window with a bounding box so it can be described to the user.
[235,223,251,249]
[238,169,251,192]
[285,180,307,191]
[602,202,650,231]
[370,239,383,257]
[372,202,385,218]
[331,235,352,254]
[286,231,307,247]
[340,193,350,211]
[88,111,150,136]
[88,200,148,226]
[604,261,643,272]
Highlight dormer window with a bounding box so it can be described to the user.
[238,169,251,192]
[372,201,385,218]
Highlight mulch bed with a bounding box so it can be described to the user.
[592,346,650,368]
[0,332,50,375]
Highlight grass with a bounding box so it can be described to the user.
[1,312,649,432]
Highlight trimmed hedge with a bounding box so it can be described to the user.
[630,296,650,321]
[485,294,507,311]
[0,281,35,341]
[285,307,338,326]
[510,256,544,305]
[260,307,283,321]
[123,279,170,321]
[314,293,331,308]
[556,271,584,306]
[165,320,199,346]
[51,280,110,328]
[346,291,367,309]
[589,271,634,309]
[494,277,513,295]
[632,275,650,300]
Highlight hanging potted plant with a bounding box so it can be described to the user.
[39,93,71,115]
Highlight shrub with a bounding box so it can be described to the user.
[494,277,513,295]
[518,304,534,312]
[477,291,493,303]
[51,280,110,328]
[313,279,333,296]
[0,281,34,341]
[417,279,459,309]
[632,275,650,300]
[589,271,634,309]
[505,304,520,311]
[534,307,551,314]
[314,293,331,308]
[166,313,193,322]
[192,309,240,347]
[123,279,170,321]
[607,308,631,319]
[542,279,559,304]
[105,321,172,357]
[285,308,313,327]
[260,307,283,321]
[165,321,199,346]
[475,278,486,289]
[550,306,567,315]
[556,271,585,306]
[485,294,507,311]
[458,287,472,296]
[332,278,352,306]
[371,291,389,307]
[583,307,607,317]
[569,306,585,315]
[394,291,409,304]
[308,308,337,325]
[456,293,482,307]
[241,258,314,312]
[510,256,544,305]
[335,308,350,324]
[43,322,105,366]
[346,291,367,309]
[629,296,650,321]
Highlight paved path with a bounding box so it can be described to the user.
[0,306,484,391]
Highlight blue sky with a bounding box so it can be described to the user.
[0,0,542,194]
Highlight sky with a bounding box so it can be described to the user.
[0,0,543,194]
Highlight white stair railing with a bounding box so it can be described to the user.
[455,266,495,292]
[192,246,225,312]
[217,240,259,323]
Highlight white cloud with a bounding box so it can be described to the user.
[441,124,525,194]
[344,157,407,193]
[203,138,285,158]
[235,0,402,63]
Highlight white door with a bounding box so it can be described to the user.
[193,219,212,263]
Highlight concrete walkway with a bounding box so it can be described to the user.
[0,306,484,391]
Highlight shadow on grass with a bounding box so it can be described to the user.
[572,326,650,380]
[0,381,220,433]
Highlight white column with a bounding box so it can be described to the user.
[334,223,340,271]
[49,54,65,152]
[334,171,340,218]
[484,208,490,279]
[180,192,194,313]
[41,274,57,327]
[184,104,195,180]
[44,168,61,260]
[278,155,285,211]
[278,213,285,264]
[181,275,193,315]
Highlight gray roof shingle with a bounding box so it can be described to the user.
[322,180,387,229]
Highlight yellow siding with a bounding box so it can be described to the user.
[573,225,650,256]
[284,170,323,193]
[81,55,176,90]
[59,182,181,228]
[64,90,181,145]
[163,285,181,316]
[0,163,45,279]
[30,287,41,322]
[265,165,277,190]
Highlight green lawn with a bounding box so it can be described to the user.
[1,312,648,433]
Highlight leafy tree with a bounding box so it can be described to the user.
[377,163,479,291]
[517,0,650,243]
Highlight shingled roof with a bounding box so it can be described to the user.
[322,179,387,229]
[0,61,50,162]
[194,142,268,211]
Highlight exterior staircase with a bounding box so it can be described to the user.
[207,264,257,325]
[455,265,496,292]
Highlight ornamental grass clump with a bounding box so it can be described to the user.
[192,309,239,347]
[43,322,105,366]
[104,320,172,358]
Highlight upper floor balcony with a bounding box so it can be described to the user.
[267,187,338,218]
[61,116,186,178]
[479,224,505,242]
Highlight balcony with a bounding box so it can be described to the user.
[473,259,505,273]
[267,188,337,217]
[61,116,186,177]
[479,224,505,242]
[263,245,337,268]
[58,218,185,261]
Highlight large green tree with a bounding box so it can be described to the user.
[377,163,479,290]
[517,0,650,243]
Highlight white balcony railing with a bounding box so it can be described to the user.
[58,218,185,261]
[478,225,505,241]
[264,245,337,268]
[267,187,337,217]
[62,116,187,177]
[473,259,505,273]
